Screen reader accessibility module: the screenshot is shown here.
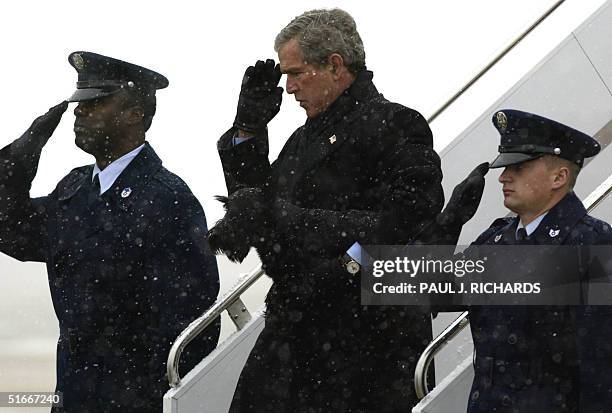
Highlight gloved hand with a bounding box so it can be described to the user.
[207,188,271,263]
[233,59,283,133]
[9,101,69,181]
[437,162,489,229]
[414,162,489,245]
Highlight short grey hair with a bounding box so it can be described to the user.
[274,8,366,74]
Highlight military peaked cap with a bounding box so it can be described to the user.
[490,109,600,168]
[66,51,169,102]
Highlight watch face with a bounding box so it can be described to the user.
[347,261,360,274]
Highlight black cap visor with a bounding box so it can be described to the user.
[67,88,119,103]
[490,152,542,168]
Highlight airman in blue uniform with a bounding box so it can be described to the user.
[0,52,219,412]
[465,110,612,412]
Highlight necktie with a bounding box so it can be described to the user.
[88,174,101,205]
[92,174,100,194]
[516,227,529,243]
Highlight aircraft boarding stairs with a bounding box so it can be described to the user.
[164,1,612,411]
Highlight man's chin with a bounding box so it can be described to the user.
[503,199,520,215]
[74,134,95,154]
[305,107,323,119]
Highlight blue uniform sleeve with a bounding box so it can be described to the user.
[0,142,48,262]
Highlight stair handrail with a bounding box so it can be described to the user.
[427,0,565,123]
[414,312,470,399]
[167,264,265,387]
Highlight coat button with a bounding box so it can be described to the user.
[501,394,511,406]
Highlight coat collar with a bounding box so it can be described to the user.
[92,144,144,194]
[57,142,163,206]
[290,70,379,184]
[529,191,587,245]
[303,70,378,137]
[489,192,587,245]
[489,219,519,245]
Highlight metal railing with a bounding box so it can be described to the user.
[167,264,265,387]
[166,0,569,391]
[427,0,565,123]
[414,174,612,399]
[414,312,470,399]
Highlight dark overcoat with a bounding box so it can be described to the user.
[0,142,220,412]
[466,192,612,413]
[218,71,444,412]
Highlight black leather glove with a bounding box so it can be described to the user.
[9,101,69,181]
[233,59,283,133]
[416,162,489,245]
[207,202,251,263]
[207,188,271,263]
[438,162,489,229]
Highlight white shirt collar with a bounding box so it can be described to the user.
[92,144,145,195]
[517,211,549,237]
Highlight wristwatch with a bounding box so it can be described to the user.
[340,253,361,275]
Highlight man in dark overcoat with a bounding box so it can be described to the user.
[208,8,444,412]
[454,110,612,412]
[0,52,220,412]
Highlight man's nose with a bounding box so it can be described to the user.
[74,104,85,117]
[499,168,511,183]
[286,78,297,94]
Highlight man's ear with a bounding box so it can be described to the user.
[328,53,345,79]
[552,166,570,189]
[125,105,144,125]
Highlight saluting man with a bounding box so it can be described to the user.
[209,8,444,412]
[460,110,612,412]
[0,52,220,412]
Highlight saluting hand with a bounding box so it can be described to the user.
[413,162,489,245]
[233,59,283,133]
[439,162,490,228]
[10,101,69,181]
[12,101,68,155]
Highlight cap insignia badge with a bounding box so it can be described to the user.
[72,53,85,70]
[496,111,508,132]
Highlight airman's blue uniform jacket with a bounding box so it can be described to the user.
[467,192,612,413]
[0,142,219,412]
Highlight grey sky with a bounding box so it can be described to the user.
[0,0,603,223]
